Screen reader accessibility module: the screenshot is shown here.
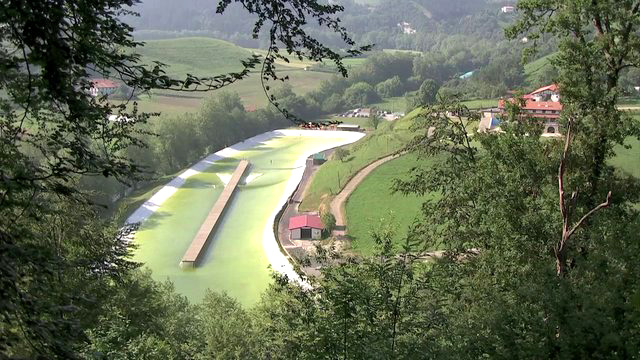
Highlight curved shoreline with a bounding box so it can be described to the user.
[126,129,365,285]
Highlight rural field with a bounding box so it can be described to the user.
[304,108,640,256]
[299,109,420,212]
[130,37,352,113]
[344,154,428,255]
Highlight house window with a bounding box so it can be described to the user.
[547,126,556,134]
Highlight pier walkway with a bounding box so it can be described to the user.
[180,160,250,267]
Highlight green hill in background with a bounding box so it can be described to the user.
[137,37,254,77]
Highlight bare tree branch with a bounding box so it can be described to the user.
[556,119,612,276]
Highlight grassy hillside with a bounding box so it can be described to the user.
[339,110,640,256]
[138,37,253,77]
[131,37,335,112]
[345,154,429,255]
[299,108,421,211]
[524,52,557,85]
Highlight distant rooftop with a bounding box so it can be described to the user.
[91,78,118,88]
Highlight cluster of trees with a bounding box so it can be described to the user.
[80,93,290,206]
[274,45,528,118]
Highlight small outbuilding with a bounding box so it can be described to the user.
[289,214,323,240]
[337,124,361,132]
[312,152,326,165]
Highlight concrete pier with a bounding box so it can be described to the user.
[180,160,250,267]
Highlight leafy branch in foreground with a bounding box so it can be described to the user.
[217,0,372,123]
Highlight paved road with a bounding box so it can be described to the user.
[329,154,399,236]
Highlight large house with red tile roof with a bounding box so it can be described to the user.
[479,84,563,136]
[289,214,323,240]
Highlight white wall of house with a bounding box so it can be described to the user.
[291,228,301,240]
[312,228,321,240]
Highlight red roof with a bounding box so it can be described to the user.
[529,84,558,95]
[288,215,323,230]
[91,78,118,88]
[498,84,562,117]
[498,98,562,112]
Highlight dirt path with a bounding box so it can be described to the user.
[330,154,399,236]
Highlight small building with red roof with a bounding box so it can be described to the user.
[480,84,563,136]
[89,78,118,97]
[288,214,323,240]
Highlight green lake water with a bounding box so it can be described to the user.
[133,134,351,306]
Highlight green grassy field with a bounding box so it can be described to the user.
[132,37,338,113]
[462,98,498,109]
[299,108,421,211]
[524,52,557,85]
[341,114,640,255]
[611,135,640,178]
[610,115,640,177]
[382,49,423,55]
[618,97,640,107]
[137,37,253,77]
[369,96,407,112]
[345,154,429,255]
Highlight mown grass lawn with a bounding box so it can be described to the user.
[299,109,421,211]
[611,132,640,178]
[345,154,430,255]
[369,96,407,112]
[136,37,252,77]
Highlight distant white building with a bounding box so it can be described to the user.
[501,6,515,13]
[397,21,417,35]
